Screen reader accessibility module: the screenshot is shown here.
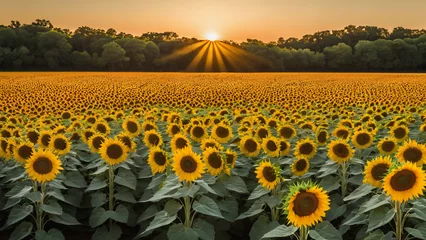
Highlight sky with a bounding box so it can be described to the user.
[1,0,426,42]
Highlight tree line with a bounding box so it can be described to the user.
[0,19,425,71]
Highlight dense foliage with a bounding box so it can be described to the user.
[0,19,426,71]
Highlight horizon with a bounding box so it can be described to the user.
[2,0,426,42]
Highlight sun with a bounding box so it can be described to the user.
[205,31,219,41]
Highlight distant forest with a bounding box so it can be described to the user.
[1,19,426,72]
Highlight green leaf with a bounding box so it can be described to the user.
[167,223,199,240]
[89,205,129,228]
[41,201,63,215]
[48,179,67,190]
[342,212,368,226]
[319,176,340,193]
[92,225,122,240]
[25,191,42,202]
[309,221,343,240]
[343,184,374,201]
[111,204,129,223]
[135,210,177,238]
[91,192,107,208]
[248,185,270,200]
[3,204,33,229]
[115,188,137,203]
[260,195,281,209]
[35,229,65,240]
[143,174,181,202]
[50,213,80,225]
[146,174,166,189]
[218,199,239,221]
[173,185,200,198]
[193,195,223,219]
[164,199,183,216]
[64,171,87,188]
[249,215,280,240]
[196,180,223,196]
[9,185,32,199]
[138,205,158,223]
[236,200,265,220]
[261,224,298,239]
[364,230,384,240]
[359,195,391,213]
[86,177,107,192]
[114,168,137,190]
[367,206,395,232]
[326,202,346,222]
[223,175,248,193]
[92,165,109,175]
[406,222,426,239]
[9,221,33,240]
[318,163,339,178]
[193,219,215,240]
[1,197,21,210]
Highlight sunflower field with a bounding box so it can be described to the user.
[1,72,426,240]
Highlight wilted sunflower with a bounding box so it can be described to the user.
[255,160,281,190]
[294,139,317,160]
[239,136,261,157]
[278,124,296,139]
[377,137,398,155]
[390,125,409,142]
[147,147,169,174]
[172,147,204,182]
[25,149,63,183]
[396,140,426,166]
[225,149,237,168]
[286,184,330,228]
[14,141,34,165]
[171,133,191,152]
[383,162,426,202]
[261,137,280,157]
[38,130,53,148]
[332,126,351,141]
[49,134,71,155]
[88,134,106,153]
[203,147,224,176]
[315,128,329,146]
[352,130,374,149]
[211,123,233,143]
[143,130,163,149]
[279,139,291,156]
[190,125,207,142]
[327,139,354,164]
[201,137,223,151]
[115,133,136,152]
[99,138,129,165]
[123,118,141,136]
[291,158,310,177]
[363,156,392,188]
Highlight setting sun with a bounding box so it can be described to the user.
[205,31,219,41]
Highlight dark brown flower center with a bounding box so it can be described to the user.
[84,131,94,140]
[106,144,124,159]
[175,138,188,149]
[244,139,258,153]
[295,159,308,171]
[371,163,389,181]
[208,152,222,169]
[215,126,229,139]
[92,136,105,150]
[18,145,33,159]
[336,129,349,139]
[293,192,319,217]
[144,124,155,131]
[390,169,416,191]
[356,133,371,146]
[299,142,314,155]
[126,121,138,133]
[41,134,51,147]
[381,141,395,152]
[62,112,71,119]
[180,156,197,173]
[171,125,180,135]
[332,143,350,158]
[154,151,167,166]
[280,127,294,139]
[53,138,67,150]
[317,131,327,143]
[263,166,276,182]
[119,136,132,149]
[403,147,423,163]
[33,157,53,174]
[27,131,39,144]
[226,153,235,164]
[257,128,268,139]
[280,141,288,151]
[96,124,107,134]
[148,133,160,146]
[393,127,406,139]
[266,140,278,152]
[1,129,11,138]
[192,126,205,138]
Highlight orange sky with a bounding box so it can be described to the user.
[2,0,426,42]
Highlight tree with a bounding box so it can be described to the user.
[37,31,72,69]
[0,28,17,48]
[71,51,94,70]
[99,41,129,71]
[323,43,353,70]
[116,38,147,69]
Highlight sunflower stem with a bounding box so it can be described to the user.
[34,182,46,231]
[395,201,403,240]
[108,164,115,230]
[299,226,308,240]
[183,181,193,228]
[341,161,348,199]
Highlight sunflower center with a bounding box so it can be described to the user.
[266,140,278,151]
[33,157,53,174]
[371,163,389,181]
[317,131,327,143]
[27,131,39,143]
[293,192,319,217]
[180,156,197,173]
[299,143,314,155]
[226,153,235,164]
[41,134,51,146]
[84,131,94,140]
[336,130,349,139]
[175,138,188,149]
[126,121,138,133]
[1,140,8,152]
[356,133,371,146]
[171,125,180,134]
[280,127,294,138]
[258,128,268,139]
[332,143,350,158]
[106,144,124,159]
[216,126,230,138]
[192,126,205,138]
[1,129,11,138]
[96,124,107,133]
[208,153,222,169]
[280,141,288,151]
[62,112,71,119]
[296,159,307,171]
[393,127,406,139]
[154,151,167,166]
[18,145,33,159]
[381,141,395,152]
[244,139,258,153]
[120,136,132,149]
[390,169,416,191]
[145,124,155,131]
[148,133,160,146]
[263,166,277,182]
[53,138,67,150]
[403,147,422,163]
[205,142,216,149]
[92,136,105,150]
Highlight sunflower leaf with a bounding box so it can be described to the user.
[309,221,343,240]
[193,195,223,219]
[248,185,271,200]
[2,204,33,229]
[405,222,426,240]
[261,224,298,239]
[343,184,374,201]
[236,200,265,220]
[367,206,395,232]
[114,168,137,190]
[167,223,199,240]
[9,221,33,240]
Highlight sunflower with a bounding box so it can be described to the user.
[142,121,157,132]
[294,139,317,160]
[286,184,330,227]
[14,141,34,165]
[377,137,398,155]
[255,160,281,190]
[390,125,409,142]
[49,134,71,155]
[315,128,329,146]
[203,147,224,176]
[172,147,204,182]
[291,158,310,177]
[88,134,106,153]
[99,138,129,165]
[38,130,53,148]
[26,129,39,144]
[147,147,169,174]
[171,133,191,153]
[239,136,261,157]
[93,121,110,135]
[4,138,17,160]
[363,156,392,188]
[82,129,96,143]
[332,126,351,141]
[383,162,426,202]
[255,126,270,140]
[225,149,237,168]
[167,123,181,136]
[115,133,136,152]
[327,139,354,164]
[0,138,9,158]
[190,125,207,142]
[261,137,280,157]
[143,130,163,149]
[396,140,426,166]
[201,137,223,151]
[278,124,296,139]
[123,118,141,136]
[211,124,232,143]
[420,123,426,132]
[25,149,63,183]
[279,139,291,156]
[352,130,374,149]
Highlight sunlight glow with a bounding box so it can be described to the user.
[205,32,219,41]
